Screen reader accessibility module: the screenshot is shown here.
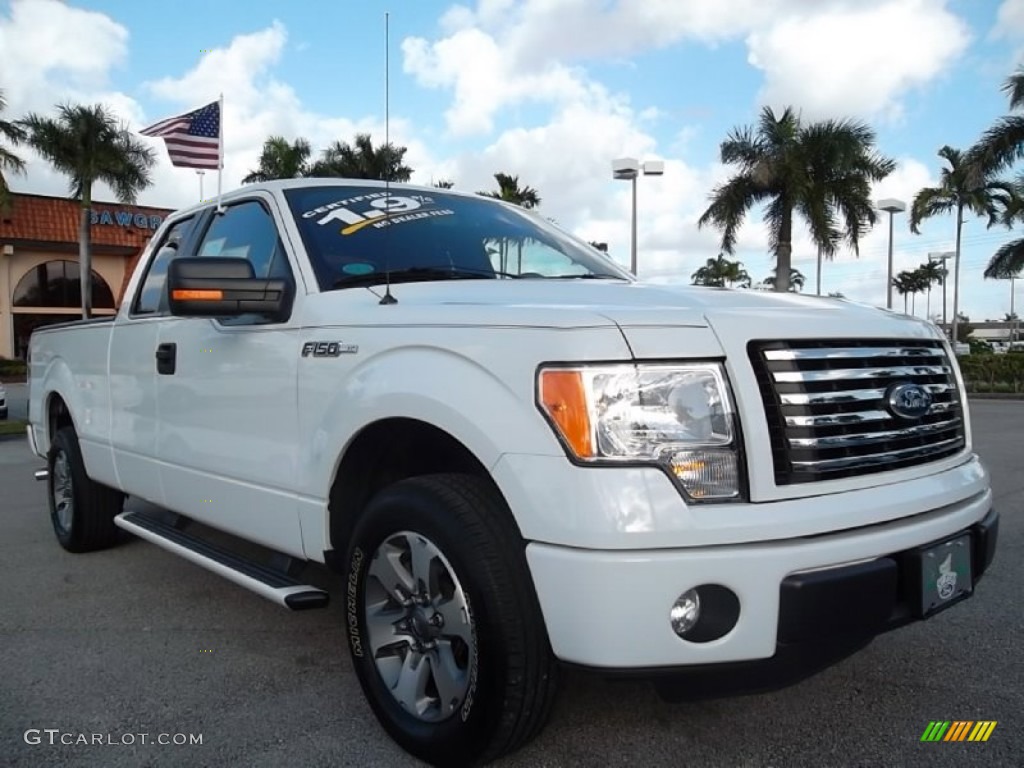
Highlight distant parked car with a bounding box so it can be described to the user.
[0,382,7,420]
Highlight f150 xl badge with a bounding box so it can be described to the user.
[302,341,358,357]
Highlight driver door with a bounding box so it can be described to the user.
[154,196,306,557]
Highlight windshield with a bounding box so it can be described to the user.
[283,185,632,290]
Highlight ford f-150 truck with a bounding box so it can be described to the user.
[26,179,998,767]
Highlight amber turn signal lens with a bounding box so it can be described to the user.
[539,370,594,458]
[172,289,224,301]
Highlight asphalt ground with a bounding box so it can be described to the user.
[0,400,1020,767]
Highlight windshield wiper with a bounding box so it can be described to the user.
[332,266,521,289]
[545,273,629,280]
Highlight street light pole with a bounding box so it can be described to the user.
[877,198,906,310]
[613,157,664,276]
[1011,273,1019,341]
[631,175,638,276]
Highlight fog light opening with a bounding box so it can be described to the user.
[669,584,740,643]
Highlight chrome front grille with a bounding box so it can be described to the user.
[748,339,966,485]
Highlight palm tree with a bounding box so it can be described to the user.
[309,133,412,181]
[917,260,946,318]
[432,178,454,189]
[19,103,155,318]
[968,67,1024,179]
[891,272,915,314]
[904,268,933,315]
[0,89,26,213]
[910,145,1008,344]
[242,136,312,183]
[981,177,1024,280]
[761,267,805,292]
[480,172,541,209]
[698,106,894,292]
[691,255,751,288]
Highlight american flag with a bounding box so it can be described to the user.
[139,101,221,169]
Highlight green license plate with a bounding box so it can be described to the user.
[919,534,973,617]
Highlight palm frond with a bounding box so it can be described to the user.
[697,172,766,255]
[909,186,956,233]
[1002,67,1024,111]
[967,115,1024,177]
[984,238,1024,279]
[720,126,762,168]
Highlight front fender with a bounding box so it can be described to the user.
[292,325,634,560]
[299,345,564,500]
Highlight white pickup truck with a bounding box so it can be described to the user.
[26,180,998,767]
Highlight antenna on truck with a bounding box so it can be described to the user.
[379,11,398,305]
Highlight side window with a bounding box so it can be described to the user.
[133,216,196,315]
[196,200,291,280]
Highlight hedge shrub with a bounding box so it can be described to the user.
[957,354,1024,393]
[0,358,27,376]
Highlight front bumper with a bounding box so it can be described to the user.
[646,507,999,701]
[526,489,995,673]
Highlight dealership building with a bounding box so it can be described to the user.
[0,192,173,360]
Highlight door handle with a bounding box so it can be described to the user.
[156,342,177,375]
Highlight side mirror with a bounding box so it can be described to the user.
[167,257,292,322]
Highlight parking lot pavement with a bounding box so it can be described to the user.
[1,401,1020,768]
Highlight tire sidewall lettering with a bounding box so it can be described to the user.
[460,591,480,723]
[346,547,365,658]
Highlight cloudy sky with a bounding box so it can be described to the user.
[2,0,1023,320]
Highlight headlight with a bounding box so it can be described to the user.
[538,363,743,501]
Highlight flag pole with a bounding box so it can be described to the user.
[216,93,224,212]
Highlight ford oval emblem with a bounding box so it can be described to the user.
[886,382,933,420]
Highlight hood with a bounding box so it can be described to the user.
[329,279,941,342]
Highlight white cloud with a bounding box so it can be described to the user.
[0,0,140,200]
[407,0,969,136]
[0,0,129,114]
[402,28,599,136]
[872,157,936,205]
[0,8,438,210]
[748,0,971,121]
[995,0,1024,38]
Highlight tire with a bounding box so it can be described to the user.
[47,425,124,553]
[343,473,559,767]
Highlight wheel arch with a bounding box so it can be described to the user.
[45,391,77,445]
[325,417,519,561]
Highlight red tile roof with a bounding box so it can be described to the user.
[1,192,176,307]
[0,192,174,250]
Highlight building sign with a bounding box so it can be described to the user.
[90,209,164,230]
